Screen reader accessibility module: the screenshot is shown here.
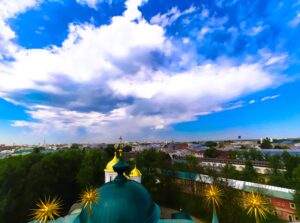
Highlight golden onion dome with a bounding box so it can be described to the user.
[105,152,119,172]
[130,165,142,177]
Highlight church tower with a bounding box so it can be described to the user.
[105,138,142,183]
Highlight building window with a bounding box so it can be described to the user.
[290,202,296,209]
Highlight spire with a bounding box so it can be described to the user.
[118,136,123,157]
[113,156,129,183]
[212,211,219,223]
[119,144,123,157]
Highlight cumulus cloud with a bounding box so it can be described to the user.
[0,0,286,141]
[0,14,166,93]
[0,0,42,19]
[0,0,42,58]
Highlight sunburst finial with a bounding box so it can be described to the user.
[80,188,100,216]
[243,191,271,223]
[31,196,62,223]
[204,184,223,210]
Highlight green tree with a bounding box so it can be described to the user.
[204,141,218,148]
[104,144,115,157]
[294,190,300,218]
[218,188,252,223]
[185,155,198,170]
[229,150,238,159]
[249,148,263,161]
[268,173,289,187]
[32,147,43,153]
[267,155,289,187]
[260,138,273,149]
[70,143,80,150]
[77,150,105,188]
[268,155,283,175]
[242,160,258,181]
[0,151,83,223]
[281,151,300,180]
[293,164,300,189]
[240,145,247,150]
[123,145,132,152]
[292,165,300,218]
[221,164,241,180]
[204,147,218,158]
[218,142,225,148]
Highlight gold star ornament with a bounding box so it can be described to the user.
[243,191,271,223]
[31,196,62,223]
[204,184,223,210]
[80,188,100,216]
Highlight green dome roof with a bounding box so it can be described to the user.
[80,157,160,223]
[80,180,160,223]
[171,211,192,220]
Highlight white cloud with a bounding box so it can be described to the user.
[13,61,277,137]
[0,0,286,141]
[200,8,209,17]
[245,25,265,36]
[0,0,42,58]
[261,95,280,101]
[198,27,212,39]
[12,105,128,133]
[150,6,196,27]
[0,0,42,19]
[0,16,166,92]
[76,0,102,9]
[109,63,275,101]
[249,100,256,104]
[265,54,287,66]
[107,63,277,128]
[289,13,300,27]
[123,0,148,21]
[182,38,190,44]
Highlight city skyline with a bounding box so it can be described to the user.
[0,0,299,144]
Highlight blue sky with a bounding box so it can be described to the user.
[0,0,299,144]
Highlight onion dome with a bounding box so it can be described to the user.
[80,157,160,223]
[105,152,119,172]
[130,165,142,177]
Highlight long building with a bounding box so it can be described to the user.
[162,170,298,222]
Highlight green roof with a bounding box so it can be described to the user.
[171,212,192,220]
[162,169,295,201]
[158,220,195,223]
[28,209,81,223]
[80,158,160,223]
[243,185,294,200]
[211,212,219,223]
